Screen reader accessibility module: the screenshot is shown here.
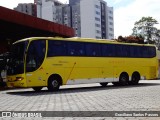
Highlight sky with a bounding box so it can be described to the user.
[0,0,160,38]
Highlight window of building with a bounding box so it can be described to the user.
[109,28,113,31]
[96,30,101,34]
[109,16,113,20]
[95,23,101,27]
[109,11,113,14]
[95,17,100,21]
[95,11,100,15]
[109,34,113,37]
[109,22,113,25]
[95,5,100,9]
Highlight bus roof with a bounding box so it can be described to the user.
[13,37,155,47]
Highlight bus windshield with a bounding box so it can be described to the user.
[7,41,28,75]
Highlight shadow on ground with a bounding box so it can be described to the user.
[5,82,160,96]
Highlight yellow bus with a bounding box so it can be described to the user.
[7,37,158,91]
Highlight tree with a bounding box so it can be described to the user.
[132,17,159,44]
[155,29,160,49]
[117,35,144,44]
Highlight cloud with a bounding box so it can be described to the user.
[114,0,160,38]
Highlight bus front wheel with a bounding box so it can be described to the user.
[100,82,108,87]
[48,76,61,91]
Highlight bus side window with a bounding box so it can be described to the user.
[86,43,101,56]
[68,42,85,56]
[115,44,128,57]
[135,46,141,58]
[102,44,109,56]
[129,46,135,57]
[122,45,129,57]
[148,46,156,58]
[102,44,116,57]
[47,40,67,57]
[116,45,122,57]
[142,46,149,58]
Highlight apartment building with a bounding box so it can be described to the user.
[19,0,114,39]
[14,3,37,17]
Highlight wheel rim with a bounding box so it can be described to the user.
[52,80,58,88]
[121,76,126,82]
[120,75,128,85]
[132,75,139,84]
[132,77,136,82]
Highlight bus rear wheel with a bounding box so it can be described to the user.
[129,72,140,85]
[48,77,60,91]
[112,82,120,86]
[119,73,129,86]
[32,87,43,92]
[100,82,108,87]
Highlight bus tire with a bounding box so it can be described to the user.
[112,82,120,86]
[119,73,129,86]
[100,82,108,87]
[32,87,43,92]
[47,75,61,91]
[129,72,140,85]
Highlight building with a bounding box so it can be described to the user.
[71,1,81,37]
[107,7,114,39]
[37,0,114,39]
[14,3,37,17]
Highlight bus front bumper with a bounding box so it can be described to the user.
[7,81,27,88]
[7,75,27,88]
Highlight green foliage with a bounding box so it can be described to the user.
[132,16,159,44]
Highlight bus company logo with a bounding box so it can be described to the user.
[2,112,12,118]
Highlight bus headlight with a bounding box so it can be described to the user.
[16,77,24,81]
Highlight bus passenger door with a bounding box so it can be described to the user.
[25,40,46,87]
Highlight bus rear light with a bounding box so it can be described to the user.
[16,77,24,81]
